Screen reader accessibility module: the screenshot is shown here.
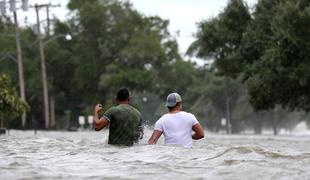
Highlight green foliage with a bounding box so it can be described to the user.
[0,74,28,119]
[43,0,195,127]
[2,0,307,133]
[62,0,181,101]
[188,0,251,78]
[190,0,310,112]
[243,0,310,111]
[187,0,252,132]
[189,0,310,133]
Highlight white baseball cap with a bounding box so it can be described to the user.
[165,93,182,107]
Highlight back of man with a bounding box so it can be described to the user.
[155,111,198,148]
[93,88,143,146]
[104,104,142,146]
[148,92,204,148]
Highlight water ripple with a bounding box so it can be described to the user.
[1,130,310,179]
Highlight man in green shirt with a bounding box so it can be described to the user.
[93,88,144,146]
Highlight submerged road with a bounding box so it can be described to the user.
[1,129,310,179]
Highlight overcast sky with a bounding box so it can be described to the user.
[9,0,257,64]
[131,0,256,53]
[130,0,257,64]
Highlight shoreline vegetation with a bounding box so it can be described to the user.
[1,0,310,134]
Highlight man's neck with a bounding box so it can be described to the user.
[117,100,129,105]
[169,107,181,114]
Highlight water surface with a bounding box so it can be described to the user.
[1,130,310,179]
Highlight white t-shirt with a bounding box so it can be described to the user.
[154,111,199,148]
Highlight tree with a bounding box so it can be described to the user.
[188,0,251,78]
[187,0,251,133]
[188,0,310,134]
[41,0,194,128]
[0,74,28,128]
[65,0,182,98]
[190,0,310,111]
[241,0,310,111]
[0,17,36,129]
[0,0,202,130]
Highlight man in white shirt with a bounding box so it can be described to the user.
[148,93,204,148]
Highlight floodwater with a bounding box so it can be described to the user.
[1,129,310,180]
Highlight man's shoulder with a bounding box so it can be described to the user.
[105,105,128,114]
[119,104,141,116]
[179,111,196,119]
[159,113,170,119]
[181,111,194,115]
[127,104,141,114]
[104,106,117,113]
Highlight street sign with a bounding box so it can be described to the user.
[78,116,85,126]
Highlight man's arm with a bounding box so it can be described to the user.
[138,126,144,139]
[192,123,204,140]
[93,104,109,131]
[148,130,162,144]
[138,117,144,139]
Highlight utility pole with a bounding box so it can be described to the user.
[224,77,232,134]
[0,0,29,128]
[34,3,60,129]
[46,5,50,36]
[45,4,54,128]
[13,10,26,128]
[43,3,60,36]
[35,4,50,129]
[226,98,231,134]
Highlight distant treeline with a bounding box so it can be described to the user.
[0,0,309,134]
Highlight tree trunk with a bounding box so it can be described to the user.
[253,119,262,134]
[272,118,278,135]
[231,118,240,134]
[272,125,278,135]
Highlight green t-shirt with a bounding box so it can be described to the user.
[103,104,142,146]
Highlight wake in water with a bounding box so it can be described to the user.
[0,130,310,179]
